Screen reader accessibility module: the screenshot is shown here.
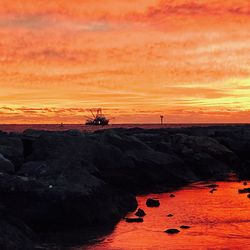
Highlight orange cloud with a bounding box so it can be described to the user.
[0,1,250,124]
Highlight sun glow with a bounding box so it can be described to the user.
[0,0,250,123]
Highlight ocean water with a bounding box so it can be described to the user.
[78,181,250,250]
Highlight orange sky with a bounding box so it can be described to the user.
[1,0,250,124]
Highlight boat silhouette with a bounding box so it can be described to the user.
[85,108,109,126]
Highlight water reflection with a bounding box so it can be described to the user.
[79,181,250,250]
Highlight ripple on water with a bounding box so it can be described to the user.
[78,181,250,250]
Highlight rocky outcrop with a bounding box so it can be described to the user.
[0,125,250,248]
[0,213,34,250]
[146,198,160,207]
[0,134,23,168]
[0,154,15,174]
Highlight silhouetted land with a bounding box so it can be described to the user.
[0,125,250,249]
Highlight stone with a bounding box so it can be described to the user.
[146,198,160,207]
[209,188,217,193]
[205,184,219,188]
[180,225,191,229]
[238,188,250,194]
[135,208,146,217]
[0,213,34,250]
[125,217,143,223]
[165,228,180,234]
[0,154,15,174]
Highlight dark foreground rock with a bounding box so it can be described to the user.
[125,217,143,223]
[146,198,160,207]
[165,228,180,234]
[238,188,250,194]
[0,154,15,174]
[135,208,146,217]
[0,125,250,248]
[0,213,34,250]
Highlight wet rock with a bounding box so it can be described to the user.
[1,126,250,247]
[167,214,173,217]
[169,194,175,198]
[135,208,146,217]
[125,217,143,223]
[0,154,15,174]
[0,165,137,229]
[0,135,23,168]
[0,213,34,250]
[205,184,219,188]
[209,188,217,193]
[180,225,191,229]
[165,228,180,234]
[238,188,250,194]
[146,198,160,207]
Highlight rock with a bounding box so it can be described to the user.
[180,225,191,229]
[165,228,180,234]
[0,154,15,174]
[146,198,160,207]
[209,188,217,193]
[0,135,23,168]
[1,126,250,247]
[243,181,248,186]
[135,208,146,217]
[247,194,250,199]
[205,184,219,188]
[0,163,138,229]
[0,213,34,250]
[238,188,250,194]
[167,214,173,217]
[125,217,143,223]
[169,194,175,198]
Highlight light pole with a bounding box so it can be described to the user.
[160,115,164,125]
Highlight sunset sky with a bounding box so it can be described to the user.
[1,0,250,123]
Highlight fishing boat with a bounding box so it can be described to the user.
[85,108,109,126]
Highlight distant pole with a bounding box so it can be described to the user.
[160,115,164,125]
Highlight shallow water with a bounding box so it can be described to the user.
[77,181,250,250]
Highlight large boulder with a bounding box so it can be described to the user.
[0,154,15,174]
[0,213,34,250]
[0,158,137,229]
[0,134,23,168]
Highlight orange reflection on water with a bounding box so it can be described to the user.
[82,181,250,250]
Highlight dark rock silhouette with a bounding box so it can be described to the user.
[125,217,143,223]
[243,181,247,186]
[167,214,173,217]
[135,208,146,217]
[146,198,160,207]
[180,225,191,229]
[209,188,217,193]
[0,154,15,174]
[205,184,219,188]
[238,188,250,194]
[0,213,34,250]
[0,125,250,247]
[169,194,175,197]
[165,228,180,234]
[247,194,250,199]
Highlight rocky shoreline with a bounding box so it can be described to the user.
[0,125,250,249]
